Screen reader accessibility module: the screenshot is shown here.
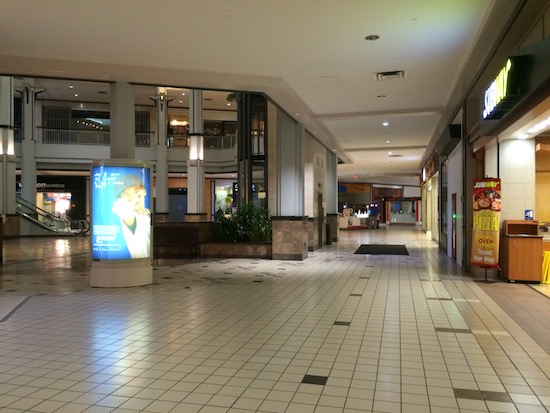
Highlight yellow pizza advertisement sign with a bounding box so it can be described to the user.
[470,178,501,268]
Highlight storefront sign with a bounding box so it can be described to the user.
[482,56,529,120]
[91,162,152,261]
[470,178,501,268]
[36,182,66,190]
[483,59,512,119]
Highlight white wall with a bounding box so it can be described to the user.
[484,138,536,223]
[485,139,498,178]
[498,139,536,222]
[446,141,464,266]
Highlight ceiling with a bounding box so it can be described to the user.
[0,0,525,186]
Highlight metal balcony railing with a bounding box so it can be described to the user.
[31,128,236,149]
[167,133,237,149]
[36,128,155,147]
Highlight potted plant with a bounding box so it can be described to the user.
[202,203,272,258]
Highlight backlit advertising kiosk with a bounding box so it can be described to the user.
[89,160,153,287]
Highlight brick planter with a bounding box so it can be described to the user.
[200,242,272,259]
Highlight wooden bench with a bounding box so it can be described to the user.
[153,225,200,258]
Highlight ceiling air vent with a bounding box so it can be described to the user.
[388,154,403,158]
[375,70,405,81]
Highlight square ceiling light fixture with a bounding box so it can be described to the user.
[375,70,406,81]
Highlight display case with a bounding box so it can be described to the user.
[500,220,542,282]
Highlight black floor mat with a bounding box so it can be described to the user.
[354,244,409,255]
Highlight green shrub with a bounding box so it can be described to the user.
[213,203,272,243]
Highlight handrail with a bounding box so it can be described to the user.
[16,196,90,234]
[17,196,56,218]
[36,127,154,147]
[31,128,236,149]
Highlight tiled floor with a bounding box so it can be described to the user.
[0,226,549,413]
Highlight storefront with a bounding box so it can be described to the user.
[31,175,87,221]
[421,154,439,243]
[472,36,550,270]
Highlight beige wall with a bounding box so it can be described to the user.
[536,172,550,222]
[536,148,550,222]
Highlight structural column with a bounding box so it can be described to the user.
[20,78,39,204]
[186,89,206,222]
[150,88,171,222]
[272,112,308,260]
[91,81,152,288]
[0,76,18,237]
[110,82,135,159]
[325,149,339,243]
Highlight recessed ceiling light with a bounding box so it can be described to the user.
[388,152,392,155]
[386,140,391,144]
[69,85,74,89]
[383,122,389,126]
[74,93,78,97]
[365,34,380,41]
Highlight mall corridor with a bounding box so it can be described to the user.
[1,226,550,413]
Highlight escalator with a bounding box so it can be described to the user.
[16,196,90,235]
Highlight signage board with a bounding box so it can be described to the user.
[482,56,529,120]
[91,162,152,260]
[470,178,501,269]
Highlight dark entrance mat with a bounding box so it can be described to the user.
[354,244,409,255]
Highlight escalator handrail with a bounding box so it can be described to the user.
[16,196,90,234]
[16,196,65,223]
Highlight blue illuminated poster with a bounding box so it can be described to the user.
[91,163,152,260]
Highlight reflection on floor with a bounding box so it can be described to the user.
[0,227,549,413]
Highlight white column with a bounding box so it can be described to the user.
[110,82,135,159]
[91,81,152,288]
[277,120,304,216]
[20,78,39,204]
[325,149,338,214]
[0,76,16,216]
[187,89,205,217]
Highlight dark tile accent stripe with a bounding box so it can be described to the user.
[302,375,328,385]
[435,327,472,334]
[334,321,351,326]
[359,277,370,279]
[253,280,263,283]
[427,297,453,301]
[454,388,483,400]
[453,388,512,403]
[481,390,512,402]
[1,296,31,322]
[350,293,362,297]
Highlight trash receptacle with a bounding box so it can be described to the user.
[326,224,332,245]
